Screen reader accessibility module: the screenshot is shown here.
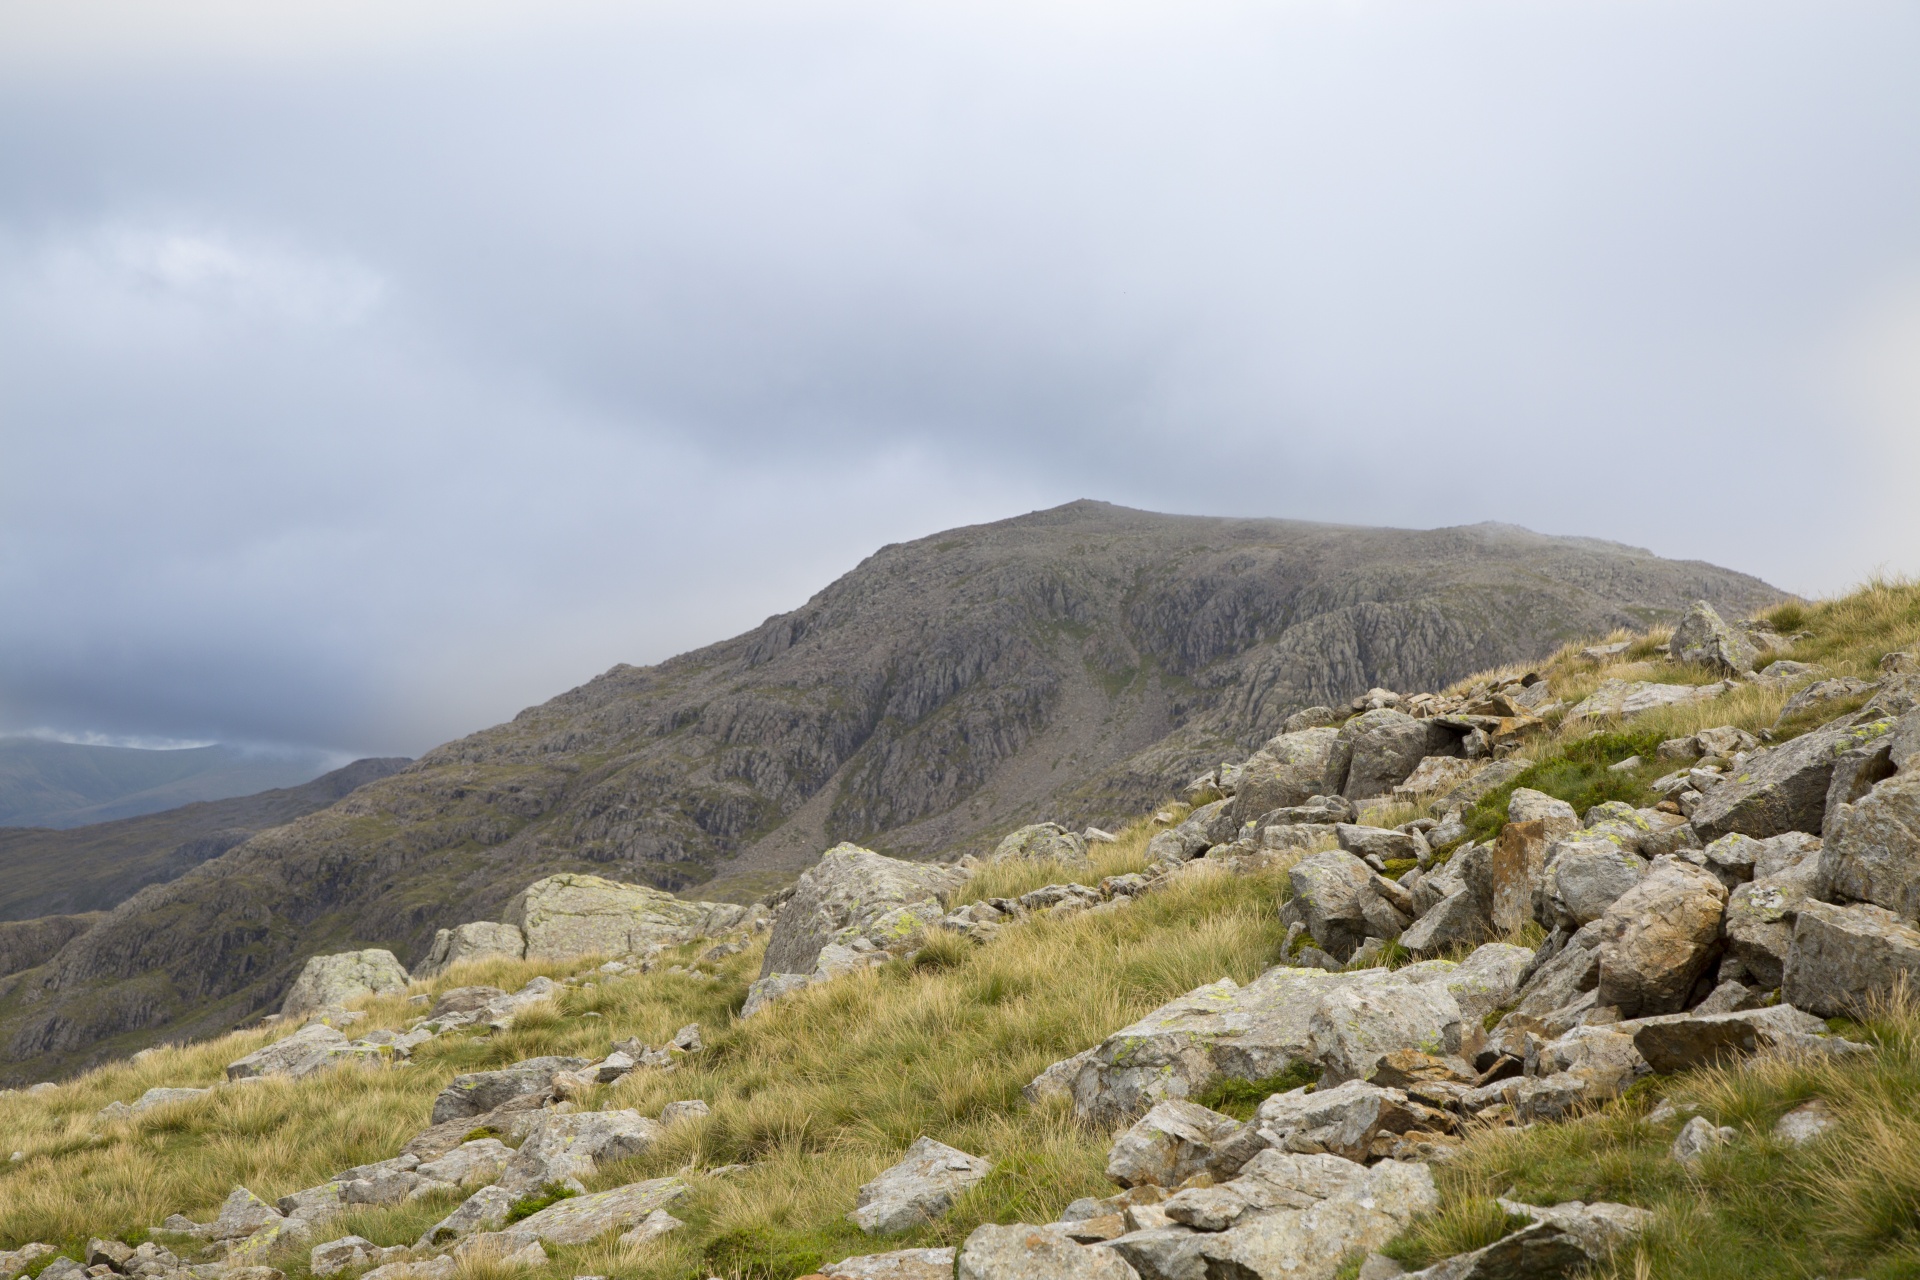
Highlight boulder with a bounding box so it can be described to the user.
[1163,1150,1368,1229]
[822,1248,959,1280]
[1307,981,1463,1085]
[1671,1115,1735,1165]
[742,971,813,1017]
[1507,789,1578,836]
[1399,890,1489,958]
[226,1024,389,1082]
[204,1187,286,1241]
[1488,821,1557,934]
[420,1187,517,1246]
[1594,857,1727,1017]
[1819,772,1920,918]
[661,1099,711,1124]
[1443,944,1534,1025]
[1434,759,1531,813]
[1774,677,1876,730]
[309,1238,379,1278]
[1782,899,1920,1017]
[1691,718,1897,841]
[1566,679,1731,723]
[1230,731,1354,822]
[956,1225,1138,1280]
[849,1137,992,1234]
[1542,842,1647,929]
[1185,1161,1437,1280]
[417,1139,512,1188]
[506,1177,689,1246]
[1106,1101,1242,1189]
[1341,712,1456,801]
[415,923,526,978]
[758,844,965,979]
[1724,855,1822,989]
[1629,1005,1838,1074]
[496,1109,663,1194]
[281,950,409,1018]
[1211,1080,1415,1167]
[1290,852,1384,960]
[1335,825,1425,864]
[508,873,747,962]
[1393,758,1481,804]
[1402,1200,1651,1280]
[429,1056,589,1124]
[1773,1100,1835,1146]
[991,824,1089,866]
[1669,600,1758,675]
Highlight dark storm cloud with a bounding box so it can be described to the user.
[2,0,1917,756]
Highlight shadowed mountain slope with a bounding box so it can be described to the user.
[0,502,1781,1080]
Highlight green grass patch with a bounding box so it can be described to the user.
[1462,730,1668,845]
[505,1183,578,1224]
[1194,1061,1323,1119]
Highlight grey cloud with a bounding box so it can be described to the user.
[1,0,1917,757]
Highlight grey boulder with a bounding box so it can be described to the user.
[957,1225,1138,1280]
[496,1109,663,1195]
[1341,712,1456,801]
[1231,730,1354,821]
[1593,857,1727,1017]
[429,1056,589,1124]
[415,923,526,978]
[758,843,964,979]
[850,1137,993,1234]
[1691,717,1897,841]
[280,950,409,1018]
[1819,772,1920,919]
[1106,1101,1242,1189]
[508,873,748,962]
[507,1177,689,1245]
[991,824,1089,866]
[1782,898,1920,1017]
[1668,600,1757,675]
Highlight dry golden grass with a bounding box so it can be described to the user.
[953,815,1158,905]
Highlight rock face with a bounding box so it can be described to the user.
[507,874,746,961]
[280,951,409,1017]
[1594,858,1727,1017]
[1340,712,1456,801]
[1782,899,1920,1018]
[1691,718,1895,841]
[1819,773,1920,919]
[849,1137,993,1234]
[1669,600,1758,675]
[758,844,964,980]
[0,504,1781,1080]
[415,923,526,977]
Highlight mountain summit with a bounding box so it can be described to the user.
[0,502,1780,1076]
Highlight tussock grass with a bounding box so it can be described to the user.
[0,863,1289,1280]
[953,816,1157,906]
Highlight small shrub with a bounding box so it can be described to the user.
[1194,1061,1322,1119]
[504,1182,577,1224]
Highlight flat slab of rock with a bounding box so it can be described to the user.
[508,1177,689,1245]
[957,1225,1138,1280]
[1567,679,1730,724]
[281,950,409,1018]
[1692,718,1895,841]
[823,1248,958,1280]
[497,1109,663,1194]
[850,1137,992,1234]
[226,1024,389,1082]
[991,824,1089,865]
[508,873,747,961]
[1189,1160,1438,1280]
[1628,1005,1834,1074]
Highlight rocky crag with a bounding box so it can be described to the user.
[6,594,1916,1280]
[0,502,1778,1080]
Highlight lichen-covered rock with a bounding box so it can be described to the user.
[1594,857,1727,1017]
[1819,773,1920,919]
[1307,982,1462,1085]
[415,923,526,978]
[1691,718,1896,841]
[1542,841,1647,928]
[1341,712,1456,801]
[1782,899,1920,1018]
[226,1024,391,1082]
[417,1139,512,1188]
[991,824,1089,865]
[1290,852,1381,960]
[506,1177,689,1245]
[1399,889,1489,958]
[508,874,745,962]
[419,1186,516,1246]
[1567,679,1732,723]
[1724,855,1822,989]
[758,844,965,979]
[742,971,812,1017]
[309,1237,378,1278]
[1442,943,1533,1025]
[1188,1160,1437,1280]
[204,1187,286,1242]
[1393,757,1481,804]
[1106,1101,1242,1189]
[1401,1199,1651,1279]
[1489,820,1558,933]
[1335,825,1425,864]
[429,1056,589,1124]
[1628,1005,1837,1074]
[850,1137,993,1234]
[1231,730,1355,821]
[1211,1080,1414,1168]
[497,1109,664,1195]
[822,1248,958,1280]
[1507,789,1579,836]
[281,950,409,1018]
[957,1225,1138,1280]
[1669,600,1758,675]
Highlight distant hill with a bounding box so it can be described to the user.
[0,757,412,924]
[0,502,1784,1078]
[0,740,342,829]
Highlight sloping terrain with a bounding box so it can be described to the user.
[0,758,412,925]
[1,580,1916,1280]
[0,742,341,830]
[0,501,1779,1079]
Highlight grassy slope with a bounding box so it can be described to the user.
[3,580,1917,1280]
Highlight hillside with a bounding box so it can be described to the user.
[0,758,413,924]
[0,742,340,830]
[0,502,1780,1079]
[1,578,1916,1280]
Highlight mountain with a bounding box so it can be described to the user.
[0,757,413,924]
[0,502,1783,1079]
[0,740,341,829]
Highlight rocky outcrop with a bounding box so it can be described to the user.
[414,923,525,977]
[849,1137,993,1234]
[758,844,964,980]
[1669,600,1758,675]
[280,951,409,1017]
[507,874,748,961]
[1691,717,1895,841]
[1782,899,1920,1018]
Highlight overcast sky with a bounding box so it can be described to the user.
[2,0,1918,760]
